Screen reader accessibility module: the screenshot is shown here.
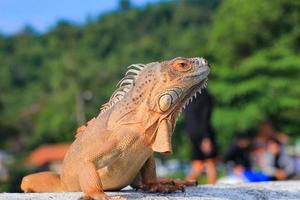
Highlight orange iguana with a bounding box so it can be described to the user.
[21,57,210,200]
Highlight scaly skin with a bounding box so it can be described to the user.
[21,57,210,200]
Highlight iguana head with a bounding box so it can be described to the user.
[149,57,209,117]
[101,57,210,154]
[144,57,210,154]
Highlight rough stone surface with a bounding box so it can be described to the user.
[1,181,300,200]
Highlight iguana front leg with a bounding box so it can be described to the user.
[78,138,125,200]
[78,161,106,200]
[131,155,196,193]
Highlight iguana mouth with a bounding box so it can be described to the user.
[184,66,210,81]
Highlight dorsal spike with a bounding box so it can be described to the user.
[100,103,111,111]
[115,96,122,101]
[113,99,119,104]
[125,69,140,76]
[127,64,145,71]
[116,75,136,87]
[123,87,130,93]
[110,88,127,100]
[112,91,126,98]
[120,79,134,87]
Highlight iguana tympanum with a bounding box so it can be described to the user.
[21,57,210,200]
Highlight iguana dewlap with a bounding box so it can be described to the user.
[21,57,210,200]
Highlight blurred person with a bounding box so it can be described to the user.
[255,120,289,146]
[223,133,252,170]
[261,137,296,180]
[222,132,269,183]
[251,142,266,170]
[184,89,218,184]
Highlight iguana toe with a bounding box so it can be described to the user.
[79,195,126,200]
[140,182,185,193]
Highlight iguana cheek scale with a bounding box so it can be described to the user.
[21,57,210,200]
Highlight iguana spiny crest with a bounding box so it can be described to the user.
[100,62,158,113]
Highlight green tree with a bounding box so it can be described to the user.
[209,0,300,147]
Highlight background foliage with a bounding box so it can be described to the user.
[0,0,299,191]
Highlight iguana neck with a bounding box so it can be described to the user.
[106,93,157,130]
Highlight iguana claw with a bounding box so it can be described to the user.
[139,178,196,193]
[79,194,127,200]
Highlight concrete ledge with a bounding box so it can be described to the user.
[1,181,300,200]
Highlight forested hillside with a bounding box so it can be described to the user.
[0,0,299,161]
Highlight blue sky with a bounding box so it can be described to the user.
[0,0,162,35]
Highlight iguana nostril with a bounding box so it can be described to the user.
[193,59,199,65]
[193,58,209,66]
[199,58,208,66]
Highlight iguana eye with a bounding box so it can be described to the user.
[172,59,192,72]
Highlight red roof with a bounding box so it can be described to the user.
[28,143,70,166]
